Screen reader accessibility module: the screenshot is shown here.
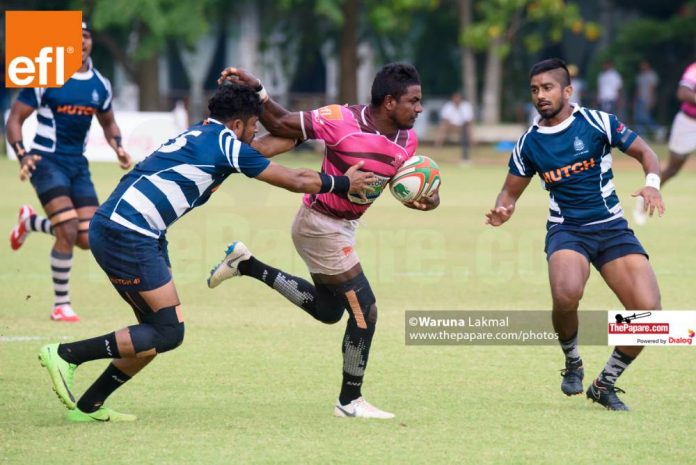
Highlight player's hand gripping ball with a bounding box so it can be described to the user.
[389,155,441,203]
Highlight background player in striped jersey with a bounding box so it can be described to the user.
[7,21,132,322]
[37,81,376,422]
[208,63,439,419]
[486,58,664,411]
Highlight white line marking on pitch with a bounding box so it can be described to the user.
[0,335,73,342]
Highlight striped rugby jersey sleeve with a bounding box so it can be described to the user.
[236,144,270,177]
[217,128,269,177]
[507,130,536,177]
[17,88,42,108]
[607,114,637,151]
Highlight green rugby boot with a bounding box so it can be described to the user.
[38,343,77,409]
[66,406,137,422]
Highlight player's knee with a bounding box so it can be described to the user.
[640,290,661,311]
[75,221,91,250]
[54,220,79,247]
[136,305,185,353]
[315,294,345,324]
[156,322,185,352]
[552,285,584,309]
[341,273,377,330]
[75,234,90,250]
[366,304,377,325]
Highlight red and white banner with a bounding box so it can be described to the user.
[5,110,186,163]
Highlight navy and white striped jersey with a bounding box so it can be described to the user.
[97,118,270,239]
[17,64,113,156]
[508,105,637,228]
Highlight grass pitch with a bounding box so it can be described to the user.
[0,146,694,465]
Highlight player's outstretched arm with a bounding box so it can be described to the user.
[624,136,665,218]
[251,135,300,158]
[255,161,377,196]
[96,110,132,170]
[6,100,42,181]
[485,173,532,226]
[219,67,304,140]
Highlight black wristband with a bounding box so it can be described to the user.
[332,175,350,194]
[114,136,123,148]
[319,173,351,194]
[318,173,334,193]
[11,141,26,159]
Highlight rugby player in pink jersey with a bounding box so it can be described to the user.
[634,61,696,224]
[208,63,440,419]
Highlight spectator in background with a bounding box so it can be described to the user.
[633,60,660,139]
[435,92,475,165]
[598,61,623,115]
[568,64,585,106]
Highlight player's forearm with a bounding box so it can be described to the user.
[285,169,322,193]
[6,117,23,146]
[626,137,661,177]
[495,190,518,210]
[273,168,350,195]
[251,135,297,158]
[637,148,661,177]
[259,99,298,138]
[102,123,123,152]
[6,117,27,159]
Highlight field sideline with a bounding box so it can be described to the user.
[1,146,694,465]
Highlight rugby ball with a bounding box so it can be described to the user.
[389,155,441,203]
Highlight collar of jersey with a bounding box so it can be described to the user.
[534,103,580,134]
[72,58,94,80]
[206,117,225,126]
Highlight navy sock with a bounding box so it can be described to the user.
[58,332,120,365]
[77,363,131,413]
[597,348,635,387]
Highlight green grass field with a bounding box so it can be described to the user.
[1,146,694,465]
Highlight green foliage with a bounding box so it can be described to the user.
[277,0,435,38]
[461,0,586,56]
[90,0,221,60]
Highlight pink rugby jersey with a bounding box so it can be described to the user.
[679,62,696,118]
[299,104,418,220]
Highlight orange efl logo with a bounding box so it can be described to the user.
[5,11,83,88]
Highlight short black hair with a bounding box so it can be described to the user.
[208,81,263,122]
[371,63,421,106]
[529,58,571,87]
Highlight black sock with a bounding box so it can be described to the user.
[339,315,376,405]
[559,331,582,367]
[339,373,363,405]
[597,348,635,387]
[58,332,120,365]
[240,256,319,316]
[77,363,131,413]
